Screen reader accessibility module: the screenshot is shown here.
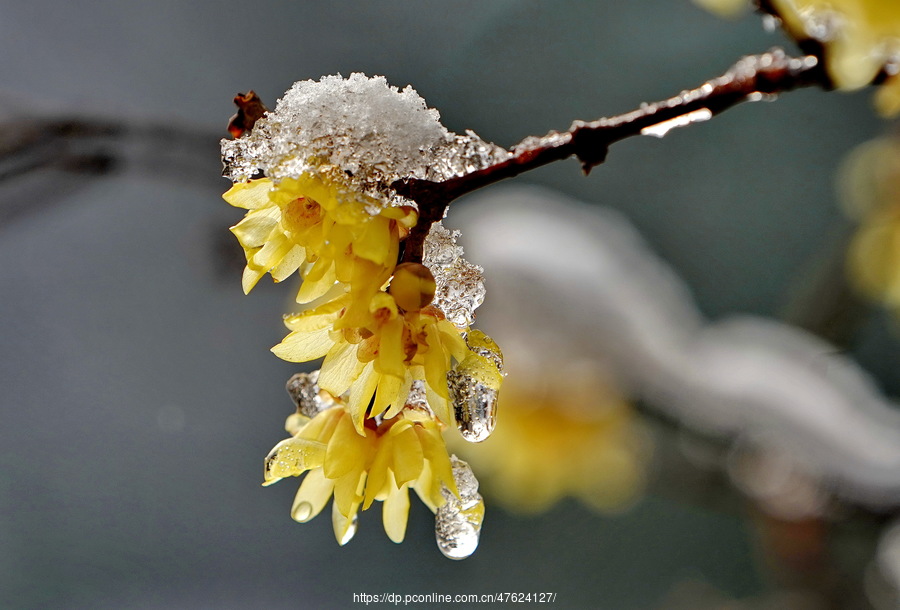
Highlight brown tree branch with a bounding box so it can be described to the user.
[394,48,830,263]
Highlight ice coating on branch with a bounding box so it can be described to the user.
[222,74,511,210]
[435,456,484,560]
[423,222,486,328]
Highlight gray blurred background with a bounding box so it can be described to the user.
[0,1,892,608]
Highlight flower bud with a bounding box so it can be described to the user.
[389,263,436,312]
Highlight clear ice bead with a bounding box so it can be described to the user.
[447,370,497,443]
[435,456,484,560]
[285,370,334,418]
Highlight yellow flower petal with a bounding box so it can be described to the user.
[271,326,335,362]
[390,421,425,486]
[437,320,470,362]
[292,468,335,522]
[375,317,407,378]
[296,263,338,304]
[412,460,438,512]
[331,497,359,546]
[283,297,347,333]
[298,406,342,442]
[371,372,403,419]
[383,479,411,543]
[222,178,273,210]
[347,361,380,433]
[363,439,393,510]
[271,245,307,282]
[230,206,281,249]
[318,340,365,397]
[324,414,370,479]
[353,216,392,264]
[241,263,267,295]
[333,470,366,518]
[250,232,293,272]
[416,422,457,499]
[426,381,451,427]
[383,373,414,420]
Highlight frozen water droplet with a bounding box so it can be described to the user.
[436,519,479,560]
[401,380,435,420]
[449,456,481,501]
[264,437,327,482]
[448,370,497,443]
[435,457,484,560]
[292,501,314,522]
[286,370,334,418]
[423,222,486,328]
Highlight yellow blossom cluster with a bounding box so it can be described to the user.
[222,73,504,556]
[264,404,460,544]
[224,168,499,552]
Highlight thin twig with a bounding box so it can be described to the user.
[394,48,830,263]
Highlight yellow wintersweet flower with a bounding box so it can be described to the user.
[698,0,900,115]
[272,278,471,432]
[263,405,462,544]
[223,174,416,312]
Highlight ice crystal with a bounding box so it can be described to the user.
[285,370,334,419]
[435,456,484,560]
[402,379,435,420]
[423,222,486,328]
[222,74,510,212]
[447,369,498,443]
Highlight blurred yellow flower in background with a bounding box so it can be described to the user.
[449,359,649,515]
[840,136,900,309]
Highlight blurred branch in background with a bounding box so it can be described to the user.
[0,114,222,227]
